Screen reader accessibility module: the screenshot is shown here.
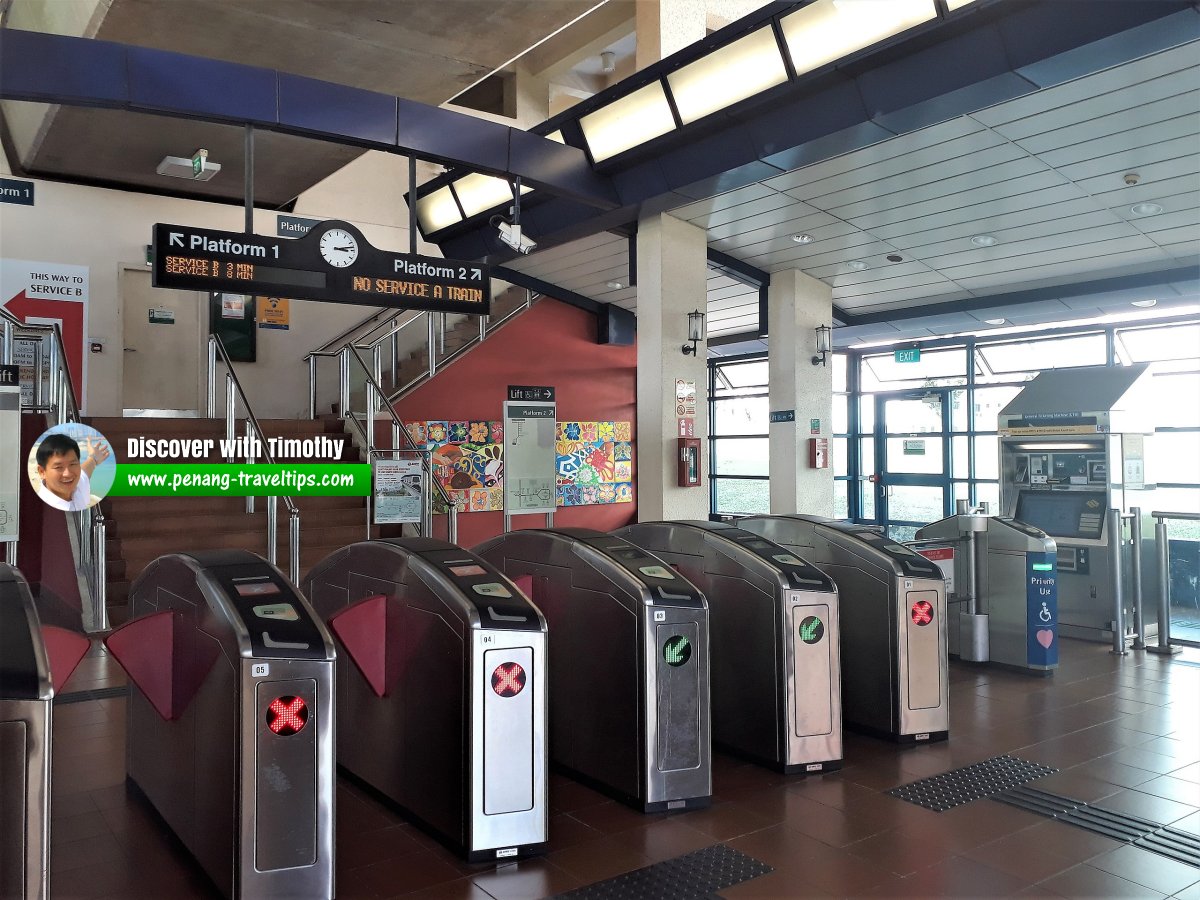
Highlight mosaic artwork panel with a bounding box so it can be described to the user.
[556,422,633,506]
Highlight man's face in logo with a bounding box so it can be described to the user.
[39,450,81,501]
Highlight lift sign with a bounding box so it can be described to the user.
[663,635,692,667]
[266,696,309,736]
[491,662,527,697]
[911,600,934,626]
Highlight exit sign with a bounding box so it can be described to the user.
[895,347,921,363]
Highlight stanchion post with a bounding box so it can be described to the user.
[1148,518,1181,655]
[206,336,217,418]
[307,355,316,420]
[1109,508,1127,655]
[1130,508,1145,650]
[93,513,108,633]
[288,508,300,585]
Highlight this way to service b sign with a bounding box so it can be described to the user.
[152,220,491,315]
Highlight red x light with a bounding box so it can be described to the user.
[491,662,526,697]
[266,696,309,735]
[911,601,934,626]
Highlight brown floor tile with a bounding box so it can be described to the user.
[1173,810,1200,837]
[51,809,112,843]
[468,859,582,899]
[546,834,652,884]
[718,865,833,898]
[607,817,715,862]
[564,799,660,835]
[546,778,609,815]
[1094,787,1199,824]
[673,799,778,842]
[1086,843,1200,896]
[1027,769,1125,804]
[1067,756,1160,788]
[1175,879,1200,900]
[726,823,831,870]
[336,824,425,872]
[785,772,879,809]
[1040,862,1168,898]
[353,850,465,897]
[960,829,1079,883]
[876,853,1029,898]
[544,812,604,853]
[1135,774,1200,806]
[843,825,959,877]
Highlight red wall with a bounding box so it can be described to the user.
[393,300,637,549]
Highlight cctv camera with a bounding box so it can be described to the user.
[497,221,537,255]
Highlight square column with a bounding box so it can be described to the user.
[768,269,834,515]
[636,213,709,521]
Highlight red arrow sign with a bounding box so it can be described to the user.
[3,290,85,404]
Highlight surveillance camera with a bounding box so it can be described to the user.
[1123,173,1140,186]
[497,221,537,255]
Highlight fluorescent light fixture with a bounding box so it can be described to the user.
[579,81,676,162]
[452,173,514,219]
[983,318,1006,325]
[667,26,789,125]
[606,280,623,289]
[1131,298,1158,308]
[545,130,565,143]
[414,185,462,234]
[780,0,936,78]
[946,0,982,9]
[1130,202,1163,217]
[1012,442,1098,451]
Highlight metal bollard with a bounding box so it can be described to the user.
[288,508,301,585]
[92,513,109,633]
[1148,519,1181,655]
[1109,508,1127,654]
[1130,508,1144,650]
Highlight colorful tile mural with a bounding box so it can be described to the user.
[403,420,632,511]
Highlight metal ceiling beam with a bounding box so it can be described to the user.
[493,266,603,315]
[0,28,620,212]
[438,0,1198,264]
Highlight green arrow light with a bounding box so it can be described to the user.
[663,635,691,667]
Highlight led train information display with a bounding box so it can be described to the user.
[152,220,491,314]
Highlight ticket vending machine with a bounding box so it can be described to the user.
[302,538,548,862]
[105,551,336,900]
[998,364,1156,642]
[740,516,949,743]
[916,512,1058,673]
[0,564,89,900]
[475,528,712,812]
[614,521,841,774]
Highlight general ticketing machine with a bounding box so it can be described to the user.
[614,521,841,774]
[998,364,1156,642]
[915,509,1058,673]
[0,564,89,900]
[740,516,949,743]
[475,528,711,813]
[105,551,336,899]
[302,539,548,862]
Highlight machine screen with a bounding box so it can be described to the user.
[1016,491,1105,540]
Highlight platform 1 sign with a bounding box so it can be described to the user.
[152,220,490,315]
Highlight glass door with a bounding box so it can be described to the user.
[873,390,953,541]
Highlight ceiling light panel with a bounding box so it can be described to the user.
[414,185,462,234]
[579,81,677,163]
[667,26,789,125]
[945,0,982,9]
[452,173,514,219]
[780,0,937,79]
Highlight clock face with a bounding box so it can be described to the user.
[319,228,359,267]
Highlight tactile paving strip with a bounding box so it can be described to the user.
[555,843,772,899]
[888,755,1057,812]
[996,785,1200,870]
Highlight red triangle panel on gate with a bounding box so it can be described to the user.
[329,594,404,698]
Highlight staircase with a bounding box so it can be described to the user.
[88,415,378,626]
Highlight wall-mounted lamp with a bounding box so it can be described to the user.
[811,324,832,366]
[682,309,706,355]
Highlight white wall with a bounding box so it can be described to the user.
[0,145,427,418]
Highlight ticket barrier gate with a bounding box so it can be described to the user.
[915,510,1058,673]
[475,528,711,812]
[614,521,842,774]
[0,565,89,900]
[104,551,336,899]
[740,516,949,743]
[302,538,548,862]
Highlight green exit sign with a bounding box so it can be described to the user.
[895,347,921,363]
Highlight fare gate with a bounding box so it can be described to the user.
[303,538,548,862]
[614,521,842,774]
[475,528,712,813]
[105,550,336,899]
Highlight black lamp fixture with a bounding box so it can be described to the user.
[682,309,706,355]
[811,324,832,366]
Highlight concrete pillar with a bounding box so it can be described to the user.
[768,269,834,515]
[636,213,709,521]
[636,0,707,69]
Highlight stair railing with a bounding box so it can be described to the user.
[206,334,301,582]
[2,309,107,630]
[336,343,458,544]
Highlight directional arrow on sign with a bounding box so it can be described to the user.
[471,268,482,279]
[169,232,183,247]
[2,290,85,403]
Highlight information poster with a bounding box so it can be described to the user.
[675,379,696,416]
[373,457,424,524]
[0,365,19,542]
[258,297,290,330]
[504,387,556,514]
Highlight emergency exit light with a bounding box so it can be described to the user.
[266,696,309,735]
[663,635,692,667]
[492,662,526,697]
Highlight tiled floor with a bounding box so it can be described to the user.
[45,639,1200,899]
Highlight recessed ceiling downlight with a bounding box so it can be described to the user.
[1131,299,1158,308]
[606,281,623,289]
[983,318,1006,325]
[847,260,868,271]
[1130,202,1163,217]
[792,233,814,244]
[971,234,998,247]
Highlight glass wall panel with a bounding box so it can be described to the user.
[860,439,875,477]
[1145,373,1200,428]
[860,396,875,433]
[833,353,848,392]
[714,360,769,394]
[978,332,1106,374]
[976,482,1000,511]
[973,385,1024,430]
[833,394,848,434]
[885,437,943,474]
[834,480,849,519]
[861,348,967,391]
[951,389,969,432]
[713,438,768,476]
[833,437,848,477]
[1117,323,1200,363]
[952,436,969,479]
[1151,432,1200,484]
[713,396,769,434]
[882,397,943,434]
[888,484,944,524]
[974,436,999,480]
[861,481,876,519]
[714,479,770,515]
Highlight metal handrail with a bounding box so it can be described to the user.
[207,334,302,582]
[338,343,458,544]
[1148,509,1199,655]
[2,309,108,630]
[303,306,419,360]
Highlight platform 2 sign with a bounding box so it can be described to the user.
[152,220,490,315]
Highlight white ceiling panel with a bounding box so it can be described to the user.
[703,205,835,243]
[897,210,1127,260]
[1013,90,1200,156]
[951,248,1174,293]
[842,289,974,315]
[917,222,1149,272]
[835,280,964,308]
[689,192,810,231]
[671,183,779,221]
[1034,111,1199,171]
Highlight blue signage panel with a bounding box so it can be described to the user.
[277,215,321,237]
[769,410,795,423]
[1026,552,1058,668]
[0,178,35,206]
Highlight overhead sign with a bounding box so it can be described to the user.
[507,385,555,402]
[0,177,34,206]
[277,215,320,238]
[152,220,491,315]
[895,347,921,363]
[769,410,795,423]
[0,364,18,543]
